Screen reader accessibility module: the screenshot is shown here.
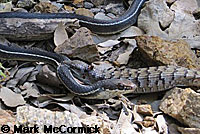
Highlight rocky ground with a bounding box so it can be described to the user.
[0,0,200,134]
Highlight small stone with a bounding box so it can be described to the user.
[90,7,101,14]
[34,2,59,13]
[144,116,155,121]
[142,120,155,128]
[94,12,111,20]
[0,1,12,12]
[106,13,116,18]
[75,8,94,17]
[143,116,156,127]
[84,2,94,9]
[16,0,35,9]
[12,7,28,12]
[136,104,153,116]
[64,5,74,13]
[51,2,63,10]
[168,124,180,134]
[90,0,104,6]
[105,3,125,15]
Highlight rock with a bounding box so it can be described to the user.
[51,2,63,9]
[16,0,35,9]
[170,0,198,13]
[142,116,155,127]
[90,7,101,14]
[135,35,199,69]
[75,8,94,17]
[94,12,111,20]
[138,0,200,49]
[106,13,116,18]
[0,1,12,12]
[34,2,59,13]
[159,87,200,128]
[168,124,180,134]
[136,104,153,116]
[55,27,100,62]
[0,110,15,134]
[150,100,161,112]
[63,5,74,13]
[16,106,82,133]
[90,0,104,6]
[105,3,125,15]
[138,0,174,38]
[12,7,28,12]
[168,0,200,48]
[73,0,84,5]
[84,2,94,9]
[178,127,200,134]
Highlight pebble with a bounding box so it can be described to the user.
[94,12,111,20]
[13,7,28,12]
[51,2,63,10]
[91,0,104,6]
[90,8,101,14]
[106,13,116,18]
[84,2,94,9]
[16,0,35,9]
[105,3,125,15]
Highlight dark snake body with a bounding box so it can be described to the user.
[0,44,136,98]
[0,0,147,35]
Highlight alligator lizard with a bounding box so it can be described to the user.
[66,60,200,94]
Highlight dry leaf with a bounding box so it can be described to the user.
[113,102,139,134]
[21,82,40,98]
[54,23,69,46]
[6,67,35,88]
[116,41,136,65]
[98,40,120,47]
[156,115,168,134]
[0,87,26,107]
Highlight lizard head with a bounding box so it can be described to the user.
[104,79,137,91]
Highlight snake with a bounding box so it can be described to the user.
[0,0,147,34]
[0,44,136,98]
